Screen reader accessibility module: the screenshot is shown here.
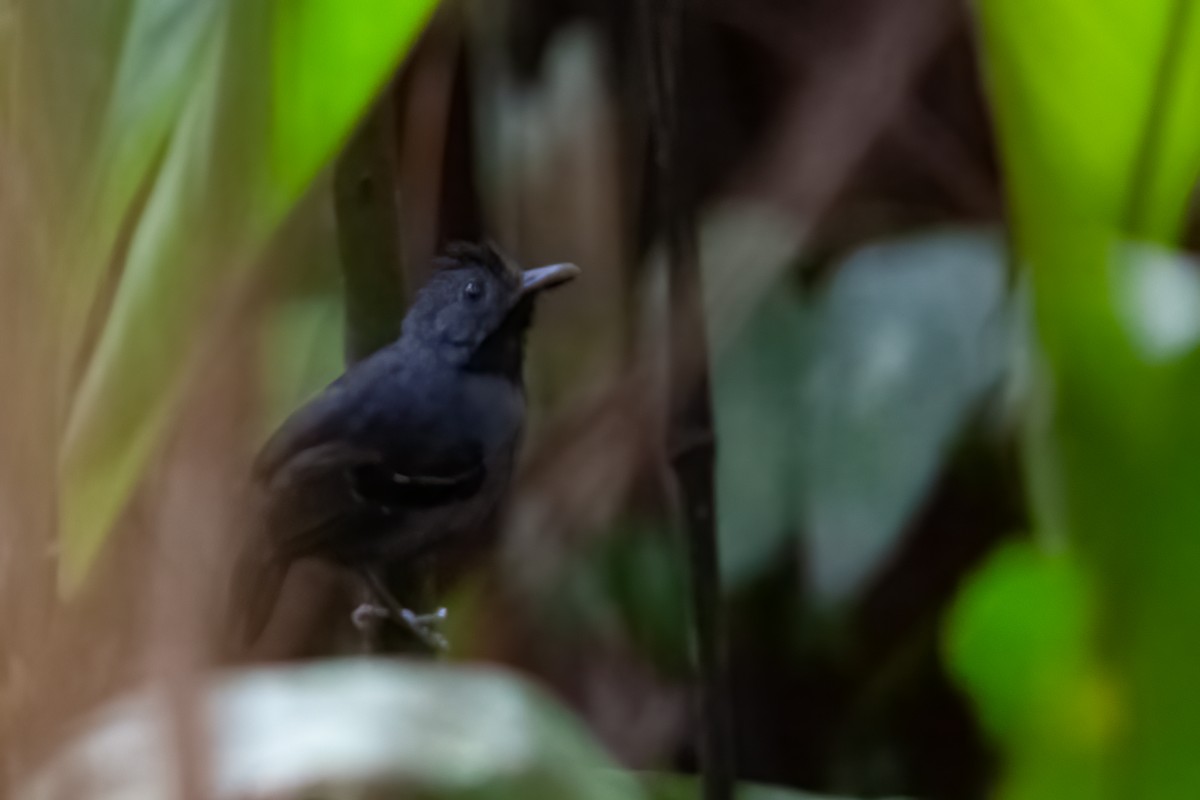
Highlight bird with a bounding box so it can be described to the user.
[230,242,580,651]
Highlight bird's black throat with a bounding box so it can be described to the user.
[463,296,535,380]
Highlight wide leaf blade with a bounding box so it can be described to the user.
[58,0,439,590]
[800,230,1009,602]
[19,659,643,800]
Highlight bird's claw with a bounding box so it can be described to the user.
[397,606,450,652]
[408,606,448,627]
[351,602,449,652]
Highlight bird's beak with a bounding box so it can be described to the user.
[520,262,581,295]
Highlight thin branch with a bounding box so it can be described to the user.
[639,1,733,798]
[737,0,956,219]
[334,92,414,655]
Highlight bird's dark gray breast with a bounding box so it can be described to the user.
[368,370,525,564]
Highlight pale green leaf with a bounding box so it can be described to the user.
[800,230,1009,602]
[59,27,229,590]
[58,0,439,591]
[56,0,221,373]
[713,290,805,588]
[19,659,643,800]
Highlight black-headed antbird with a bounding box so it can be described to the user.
[231,242,579,650]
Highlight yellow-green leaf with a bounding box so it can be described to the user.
[57,0,439,592]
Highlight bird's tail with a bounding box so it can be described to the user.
[225,525,288,658]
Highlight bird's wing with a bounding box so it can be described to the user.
[230,440,390,649]
[254,378,487,562]
[253,381,357,482]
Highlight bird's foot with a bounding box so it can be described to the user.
[411,606,449,627]
[394,605,450,652]
[351,602,449,652]
[351,603,390,630]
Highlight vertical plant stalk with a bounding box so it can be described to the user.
[333,91,413,654]
[639,1,734,798]
[334,92,407,365]
[397,9,461,279]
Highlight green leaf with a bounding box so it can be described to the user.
[268,0,437,216]
[60,27,231,590]
[713,289,806,588]
[799,229,1009,602]
[21,659,912,800]
[56,0,439,591]
[597,523,691,672]
[706,228,1012,596]
[977,0,1200,248]
[976,1,1200,796]
[55,0,221,372]
[944,542,1113,800]
[19,659,645,800]
[945,542,1100,741]
[1015,241,1200,799]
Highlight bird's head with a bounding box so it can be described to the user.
[402,241,580,371]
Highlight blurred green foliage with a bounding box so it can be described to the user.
[22,0,439,591]
[715,229,1008,599]
[714,288,806,588]
[20,659,893,800]
[560,519,692,675]
[21,660,647,800]
[797,230,1009,603]
[257,191,346,437]
[945,542,1112,800]
[11,0,1200,796]
[949,0,1200,798]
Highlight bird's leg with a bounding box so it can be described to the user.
[351,581,388,654]
[361,570,449,653]
[352,599,446,633]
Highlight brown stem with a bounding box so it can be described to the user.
[396,7,463,282]
[334,93,407,365]
[639,0,733,798]
[333,93,412,655]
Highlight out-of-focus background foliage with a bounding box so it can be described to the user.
[4,0,1200,798]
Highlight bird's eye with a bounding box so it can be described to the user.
[463,280,484,301]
